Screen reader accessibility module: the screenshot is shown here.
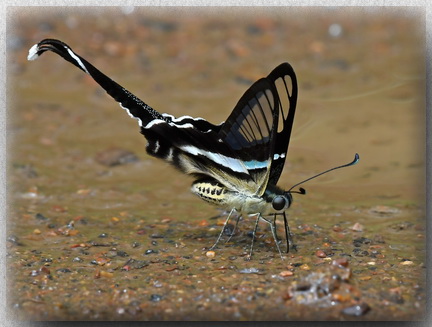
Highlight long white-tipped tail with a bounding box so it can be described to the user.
[27,39,164,127]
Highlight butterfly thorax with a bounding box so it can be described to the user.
[191,178,291,215]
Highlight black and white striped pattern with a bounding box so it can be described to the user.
[28,39,301,258]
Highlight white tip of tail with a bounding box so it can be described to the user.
[27,44,40,61]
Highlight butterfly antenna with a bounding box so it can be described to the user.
[288,153,359,193]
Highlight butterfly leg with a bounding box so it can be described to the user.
[261,216,284,260]
[225,213,242,243]
[272,213,280,241]
[247,214,261,260]
[283,211,297,253]
[209,208,236,251]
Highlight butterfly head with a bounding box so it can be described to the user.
[271,186,307,211]
[271,193,292,211]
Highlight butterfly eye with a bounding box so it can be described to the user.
[272,196,287,211]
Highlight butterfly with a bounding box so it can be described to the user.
[28,39,359,259]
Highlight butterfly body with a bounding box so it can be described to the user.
[191,178,290,215]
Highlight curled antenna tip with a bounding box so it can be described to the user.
[353,153,360,164]
[289,187,306,195]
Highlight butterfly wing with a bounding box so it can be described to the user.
[28,39,297,194]
[266,63,298,185]
[216,62,298,194]
[141,76,283,196]
[217,78,280,195]
[141,112,259,193]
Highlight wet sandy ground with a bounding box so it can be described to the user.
[6,7,426,321]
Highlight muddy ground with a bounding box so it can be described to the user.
[6,7,426,321]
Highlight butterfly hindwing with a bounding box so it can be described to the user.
[141,113,258,193]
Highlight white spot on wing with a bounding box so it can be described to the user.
[180,145,248,174]
[27,44,39,61]
[66,48,89,74]
[166,148,173,161]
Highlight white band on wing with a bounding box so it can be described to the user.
[180,145,248,174]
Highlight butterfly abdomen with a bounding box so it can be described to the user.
[191,178,275,215]
[191,179,230,206]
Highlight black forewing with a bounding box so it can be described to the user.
[266,62,298,185]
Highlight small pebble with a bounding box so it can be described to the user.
[300,264,310,271]
[332,258,349,267]
[359,276,372,281]
[342,302,370,316]
[150,294,163,302]
[279,270,294,277]
[153,280,163,288]
[315,250,327,258]
[76,189,91,195]
[35,213,48,220]
[99,271,114,278]
[239,267,262,274]
[206,250,216,258]
[351,222,364,232]
[132,242,141,248]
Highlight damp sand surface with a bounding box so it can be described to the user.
[7,7,426,321]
